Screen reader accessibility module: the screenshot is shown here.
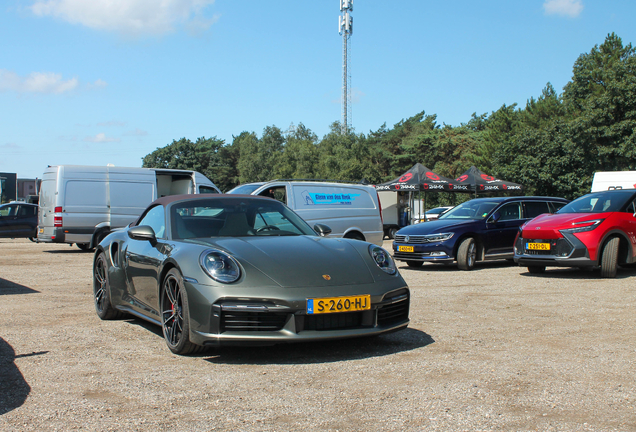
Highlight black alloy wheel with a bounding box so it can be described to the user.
[93,252,124,320]
[161,269,203,355]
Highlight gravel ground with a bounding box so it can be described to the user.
[1,237,635,431]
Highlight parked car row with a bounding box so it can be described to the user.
[392,189,636,279]
[0,201,39,240]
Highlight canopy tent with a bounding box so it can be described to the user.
[375,163,457,225]
[451,166,523,197]
[375,163,456,192]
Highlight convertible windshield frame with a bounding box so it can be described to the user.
[170,198,317,239]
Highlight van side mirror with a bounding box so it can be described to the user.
[314,224,332,237]
[488,212,501,223]
[128,225,157,246]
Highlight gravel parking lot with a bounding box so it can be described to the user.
[1,238,635,431]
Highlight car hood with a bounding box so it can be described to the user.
[397,219,478,235]
[521,212,606,239]
[191,236,375,287]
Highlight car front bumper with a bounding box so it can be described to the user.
[185,281,410,347]
[513,233,596,268]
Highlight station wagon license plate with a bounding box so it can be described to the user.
[398,245,414,252]
[307,295,371,314]
[527,242,550,251]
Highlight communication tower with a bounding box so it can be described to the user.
[339,0,353,134]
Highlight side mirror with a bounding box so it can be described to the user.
[489,211,501,223]
[128,225,157,246]
[314,223,332,237]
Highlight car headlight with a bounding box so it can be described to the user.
[200,249,241,283]
[560,219,604,234]
[423,232,454,242]
[369,245,397,275]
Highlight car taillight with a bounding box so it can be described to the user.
[376,190,383,225]
[54,206,63,227]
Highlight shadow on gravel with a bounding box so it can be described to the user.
[0,278,39,296]
[202,328,434,365]
[520,266,636,280]
[0,338,32,415]
[399,260,517,272]
[42,249,93,254]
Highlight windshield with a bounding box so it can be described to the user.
[226,184,263,195]
[171,198,316,239]
[557,191,634,214]
[438,200,499,220]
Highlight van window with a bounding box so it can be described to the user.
[259,186,287,204]
[524,201,550,219]
[199,186,218,194]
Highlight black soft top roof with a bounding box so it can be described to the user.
[151,193,274,207]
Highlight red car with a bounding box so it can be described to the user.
[514,189,636,278]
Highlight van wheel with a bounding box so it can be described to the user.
[344,232,365,241]
[388,227,398,239]
[600,237,619,278]
[77,243,94,252]
[457,238,476,270]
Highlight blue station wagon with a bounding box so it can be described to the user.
[393,196,569,270]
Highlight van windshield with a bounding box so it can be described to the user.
[227,184,263,195]
[438,200,499,220]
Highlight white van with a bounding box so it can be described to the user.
[591,171,636,192]
[227,180,384,246]
[37,165,221,250]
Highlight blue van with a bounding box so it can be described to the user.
[393,196,568,270]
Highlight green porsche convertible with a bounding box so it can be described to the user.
[93,194,410,355]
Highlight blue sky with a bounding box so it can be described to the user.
[2,0,635,179]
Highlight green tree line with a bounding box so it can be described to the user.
[143,33,636,203]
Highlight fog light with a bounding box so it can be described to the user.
[430,251,446,257]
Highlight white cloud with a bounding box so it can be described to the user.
[30,0,218,36]
[84,133,121,143]
[123,128,149,137]
[543,0,583,18]
[0,69,78,94]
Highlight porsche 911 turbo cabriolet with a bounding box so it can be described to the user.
[93,194,410,354]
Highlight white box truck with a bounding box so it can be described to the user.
[591,171,636,192]
[228,180,384,246]
[37,165,221,250]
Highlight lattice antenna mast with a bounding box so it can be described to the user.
[339,0,353,135]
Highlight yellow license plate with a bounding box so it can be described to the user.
[307,295,371,314]
[39,228,44,234]
[527,242,550,251]
[398,245,414,252]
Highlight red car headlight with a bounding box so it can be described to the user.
[560,219,605,234]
